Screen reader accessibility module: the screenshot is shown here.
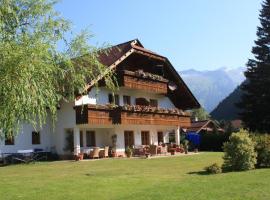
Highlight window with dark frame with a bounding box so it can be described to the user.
[135,98,149,106]
[5,134,14,145]
[80,131,84,147]
[86,131,96,147]
[141,131,150,145]
[157,131,164,144]
[169,132,176,143]
[150,99,158,107]
[32,131,40,145]
[108,93,120,105]
[124,131,134,147]
[123,95,131,105]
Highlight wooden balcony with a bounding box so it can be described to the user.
[75,105,191,127]
[119,70,168,94]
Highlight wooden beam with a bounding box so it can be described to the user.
[133,49,166,62]
[83,48,135,92]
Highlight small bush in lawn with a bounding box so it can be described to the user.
[222,129,257,171]
[205,163,222,174]
[252,134,270,168]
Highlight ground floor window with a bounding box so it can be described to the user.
[5,133,14,145]
[32,131,40,145]
[169,132,176,143]
[124,131,134,148]
[141,131,150,145]
[86,131,96,147]
[157,131,163,144]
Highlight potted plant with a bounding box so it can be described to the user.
[125,146,133,158]
[111,134,117,157]
[183,140,189,154]
[79,153,84,160]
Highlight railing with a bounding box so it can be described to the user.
[119,70,168,94]
[75,104,191,127]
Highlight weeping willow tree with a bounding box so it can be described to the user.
[0,0,117,138]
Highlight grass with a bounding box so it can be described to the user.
[0,152,270,200]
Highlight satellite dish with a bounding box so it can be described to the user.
[168,82,177,91]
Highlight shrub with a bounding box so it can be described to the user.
[252,134,270,168]
[205,163,222,174]
[222,129,257,171]
[200,132,230,151]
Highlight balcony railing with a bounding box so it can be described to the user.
[119,70,168,94]
[75,104,191,127]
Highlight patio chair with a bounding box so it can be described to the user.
[160,145,168,155]
[99,146,109,158]
[149,145,158,156]
[90,147,100,159]
[133,145,145,157]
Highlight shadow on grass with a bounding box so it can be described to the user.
[187,171,210,175]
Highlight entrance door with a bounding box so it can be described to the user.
[124,131,134,148]
[141,131,150,145]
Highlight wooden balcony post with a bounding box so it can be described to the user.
[73,127,80,156]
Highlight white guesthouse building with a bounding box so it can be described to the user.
[0,39,200,158]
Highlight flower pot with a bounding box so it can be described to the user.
[79,153,84,160]
[111,152,117,158]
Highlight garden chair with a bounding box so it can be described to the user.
[160,145,168,155]
[99,146,109,158]
[90,147,100,159]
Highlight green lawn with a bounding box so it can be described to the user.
[0,152,270,200]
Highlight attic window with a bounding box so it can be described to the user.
[155,64,164,76]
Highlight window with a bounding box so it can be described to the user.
[123,95,131,105]
[169,132,176,143]
[141,131,150,145]
[150,99,158,107]
[80,131,84,147]
[32,131,40,145]
[108,93,119,105]
[86,131,96,147]
[135,98,149,106]
[5,134,14,145]
[124,131,134,147]
[157,132,163,144]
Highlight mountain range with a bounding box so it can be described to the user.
[210,82,244,120]
[180,67,245,112]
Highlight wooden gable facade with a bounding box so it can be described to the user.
[75,39,200,127]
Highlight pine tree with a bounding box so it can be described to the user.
[239,0,270,133]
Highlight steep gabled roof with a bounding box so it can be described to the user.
[86,39,200,110]
[187,120,223,133]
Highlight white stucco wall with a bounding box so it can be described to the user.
[1,86,180,157]
[0,116,53,154]
[52,101,76,155]
[75,87,176,109]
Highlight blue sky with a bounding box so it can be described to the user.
[55,0,261,71]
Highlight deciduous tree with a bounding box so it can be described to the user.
[0,0,116,138]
